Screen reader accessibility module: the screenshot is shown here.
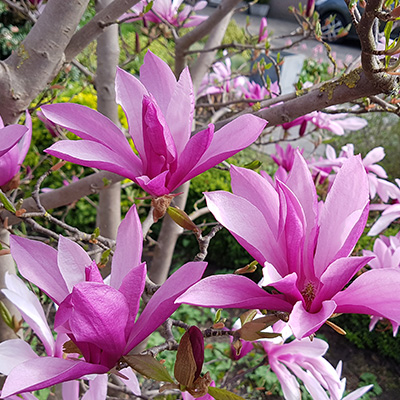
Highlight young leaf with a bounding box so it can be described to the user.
[122,354,174,383]
[208,386,246,400]
[0,190,16,213]
[0,301,13,329]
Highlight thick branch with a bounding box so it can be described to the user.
[1,171,123,226]
[213,69,398,130]
[64,0,141,62]
[0,0,90,124]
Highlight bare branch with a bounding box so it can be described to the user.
[64,0,142,62]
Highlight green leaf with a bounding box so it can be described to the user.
[92,227,100,238]
[0,301,13,329]
[122,354,175,383]
[144,0,153,13]
[100,249,111,265]
[214,309,222,324]
[0,190,16,213]
[102,177,110,187]
[208,386,246,400]
[243,160,262,170]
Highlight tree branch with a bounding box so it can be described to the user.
[64,0,141,62]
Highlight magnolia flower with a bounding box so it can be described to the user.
[281,111,367,137]
[229,317,372,400]
[0,112,32,190]
[43,51,266,198]
[270,144,304,173]
[368,196,400,236]
[178,151,400,338]
[121,0,208,28]
[2,205,206,397]
[0,274,140,399]
[258,18,268,43]
[363,232,400,270]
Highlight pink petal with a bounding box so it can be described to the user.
[56,282,129,367]
[2,273,55,356]
[311,256,372,311]
[230,166,279,236]
[41,104,136,163]
[140,50,176,116]
[141,95,177,176]
[125,261,207,352]
[363,146,385,166]
[62,381,80,400]
[177,274,292,311]
[0,125,27,157]
[165,67,194,155]
[0,340,38,375]
[116,367,141,395]
[10,236,69,304]
[187,114,266,178]
[81,374,108,400]
[368,205,400,236]
[110,205,143,289]
[314,156,369,276]
[1,357,108,397]
[205,191,286,272]
[45,140,141,179]
[167,125,214,191]
[115,67,148,157]
[333,269,400,332]
[58,236,91,292]
[288,300,337,338]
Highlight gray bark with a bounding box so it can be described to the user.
[94,0,121,275]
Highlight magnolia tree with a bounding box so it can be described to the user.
[1,0,400,398]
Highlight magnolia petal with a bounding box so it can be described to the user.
[230,166,279,236]
[45,140,141,179]
[177,274,292,311]
[140,50,176,116]
[2,273,55,357]
[41,104,135,163]
[205,191,286,271]
[167,125,214,191]
[81,374,108,400]
[118,263,147,330]
[125,261,207,352]
[62,380,80,400]
[314,156,369,276]
[165,67,194,154]
[333,269,400,332]
[1,357,108,397]
[116,367,141,395]
[368,206,400,236]
[57,236,91,292]
[186,114,267,179]
[10,235,68,304]
[312,256,372,312]
[135,170,169,197]
[0,339,38,375]
[115,67,148,157]
[17,111,32,166]
[56,282,129,366]
[0,125,27,157]
[288,300,337,339]
[142,94,177,176]
[111,205,143,290]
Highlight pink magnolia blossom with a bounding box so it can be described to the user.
[258,17,268,43]
[0,274,140,399]
[43,51,266,198]
[178,151,400,339]
[122,0,208,28]
[281,111,367,137]
[1,205,206,397]
[229,318,372,400]
[363,232,400,270]
[0,112,32,189]
[368,195,400,236]
[270,144,304,173]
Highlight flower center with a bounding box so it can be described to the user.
[301,281,316,311]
